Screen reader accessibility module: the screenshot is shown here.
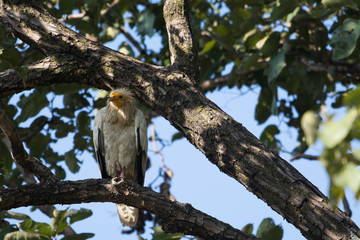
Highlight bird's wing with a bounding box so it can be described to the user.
[134,109,148,185]
[93,110,111,179]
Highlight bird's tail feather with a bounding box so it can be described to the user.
[116,204,139,227]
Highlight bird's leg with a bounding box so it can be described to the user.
[115,161,125,179]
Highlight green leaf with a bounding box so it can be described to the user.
[137,10,155,37]
[286,6,300,27]
[17,218,51,237]
[260,125,280,148]
[118,42,135,57]
[255,87,272,124]
[322,0,358,9]
[55,166,66,180]
[4,231,50,240]
[271,0,298,21]
[60,233,94,240]
[0,48,21,68]
[64,150,81,173]
[256,218,283,240]
[319,108,358,148]
[74,133,89,151]
[68,209,92,225]
[171,132,184,142]
[29,116,48,130]
[28,134,51,158]
[301,111,320,146]
[329,181,344,206]
[51,208,69,235]
[59,0,75,14]
[268,49,285,85]
[199,40,217,55]
[16,89,49,123]
[3,211,29,220]
[353,150,360,160]
[333,162,360,194]
[17,218,35,232]
[55,122,75,139]
[331,18,360,61]
[344,86,360,108]
[76,111,91,135]
[262,32,280,58]
[53,108,75,119]
[241,223,254,235]
[151,225,184,240]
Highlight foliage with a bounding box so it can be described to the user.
[242,218,283,240]
[0,0,360,239]
[302,86,360,204]
[0,209,93,240]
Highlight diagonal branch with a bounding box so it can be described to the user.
[0,179,259,240]
[0,102,57,183]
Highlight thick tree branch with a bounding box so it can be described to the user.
[0,55,92,97]
[0,179,258,240]
[0,103,56,183]
[0,1,359,239]
[163,0,198,80]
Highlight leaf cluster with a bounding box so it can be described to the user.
[1,208,93,240]
[301,85,360,204]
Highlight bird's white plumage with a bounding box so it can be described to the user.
[93,88,148,227]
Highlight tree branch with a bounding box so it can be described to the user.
[290,153,319,161]
[0,1,359,239]
[163,0,198,80]
[201,75,229,90]
[119,25,147,56]
[0,55,93,97]
[0,103,56,183]
[0,179,258,240]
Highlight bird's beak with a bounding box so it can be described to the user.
[108,97,114,102]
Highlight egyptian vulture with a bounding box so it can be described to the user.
[93,88,148,227]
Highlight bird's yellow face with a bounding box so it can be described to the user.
[109,91,125,109]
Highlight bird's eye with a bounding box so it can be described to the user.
[119,96,123,98]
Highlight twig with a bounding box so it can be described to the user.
[120,26,147,56]
[290,153,319,161]
[151,122,165,168]
[100,0,121,16]
[342,194,352,217]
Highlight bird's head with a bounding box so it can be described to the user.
[108,88,135,110]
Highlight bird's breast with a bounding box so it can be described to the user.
[102,122,137,178]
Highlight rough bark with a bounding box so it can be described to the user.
[0,0,359,239]
[163,0,198,81]
[0,178,258,240]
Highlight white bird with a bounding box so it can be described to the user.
[93,88,148,227]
